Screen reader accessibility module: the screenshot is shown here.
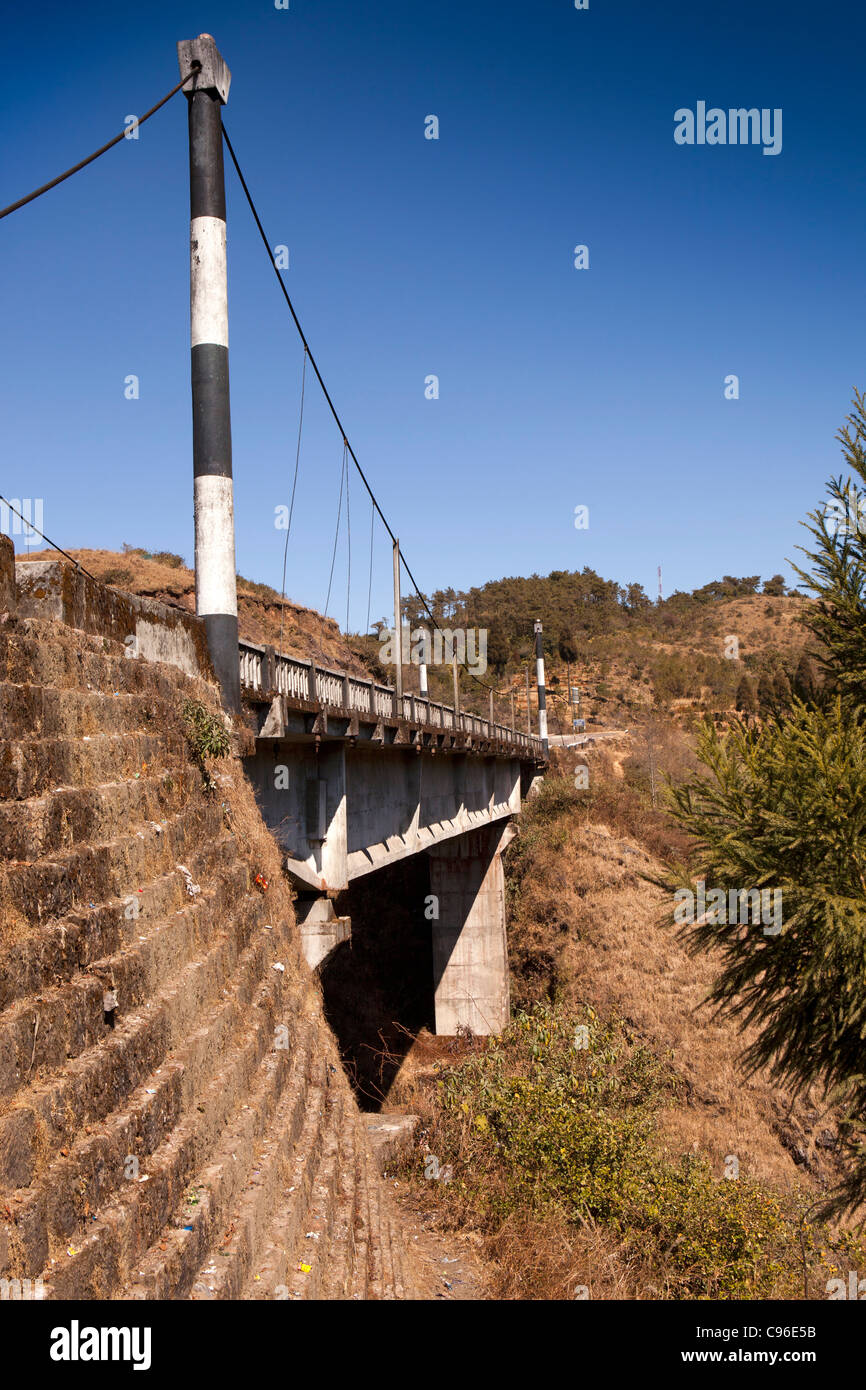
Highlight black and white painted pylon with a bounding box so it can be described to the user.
[177,34,240,713]
[534,618,549,755]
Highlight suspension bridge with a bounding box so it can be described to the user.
[2,32,549,1035]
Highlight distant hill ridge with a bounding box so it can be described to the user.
[15,550,815,723]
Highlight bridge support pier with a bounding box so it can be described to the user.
[427,822,514,1036]
[295,895,351,970]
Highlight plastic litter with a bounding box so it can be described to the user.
[176,864,201,897]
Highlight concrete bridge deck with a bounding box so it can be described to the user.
[238,638,544,760]
[240,637,544,893]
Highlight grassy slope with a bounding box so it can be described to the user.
[387,750,861,1299]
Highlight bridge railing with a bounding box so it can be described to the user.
[238,639,542,754]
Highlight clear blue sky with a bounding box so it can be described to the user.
[2,0,864,631]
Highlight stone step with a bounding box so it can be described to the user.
[0,773,188,863]
[347,1131,410,1300]
[0,731,168,800]
[0,622,187,703]
[119,1011,319,1302]
[280,1089,347,1300]
[0,683,170,743]
[237,1078,336,1301]
[27,927,300,1297]
[0,884,280,1231]
[0,832,239,1012]
[188,1017,329,1300]
[361,1152,388,1299]
[0,848,249,1098]
[349,1142,372,1302]
[319,1112,361,1300]
[1,797,224,926]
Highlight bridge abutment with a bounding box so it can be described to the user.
[428,822,514,1036]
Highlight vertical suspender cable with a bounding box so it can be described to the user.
[325,440,347,617]
[366,500,374,637]
[279,345,307,656]
[345,445,351,635]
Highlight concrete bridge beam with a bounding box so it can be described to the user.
[246,741,348,892]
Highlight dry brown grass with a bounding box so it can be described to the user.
[507,762,848,1199]
[480,1211,688,1301]
[17,549,370,675]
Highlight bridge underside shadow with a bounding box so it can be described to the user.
[319,855,434,1111]
[316,821,514,1110]
[245,738,529,1077]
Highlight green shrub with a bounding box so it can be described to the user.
[182,699,230,764]
[102,568,134,588]
[405,1003,859,1299]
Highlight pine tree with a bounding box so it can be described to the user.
[793,651,821,703]
[772,669,792,709]
[735,675,758,714]
[663,392,866,1216]
[763,574,787,596]
[792,389,866,703]
[757,672,775,711]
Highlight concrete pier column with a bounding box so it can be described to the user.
[295,895,351,970]
[427,822,514,1035]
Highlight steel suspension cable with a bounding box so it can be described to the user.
[0,66,201,221]
[220,121,505,697]
[345,446,351,635]
[366,500,375,637]
[0,496,98,581]
[325,441,347,617]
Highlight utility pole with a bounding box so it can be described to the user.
[525,665,531,736]
[534,619,549,755]
[419,639,428,701]
[177,34,239,714]
[510,688,515,731]
[489,688,494,726]
[392,537,403,706]
[452,655,460,720]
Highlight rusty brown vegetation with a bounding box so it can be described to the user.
[389,739,863,1300]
